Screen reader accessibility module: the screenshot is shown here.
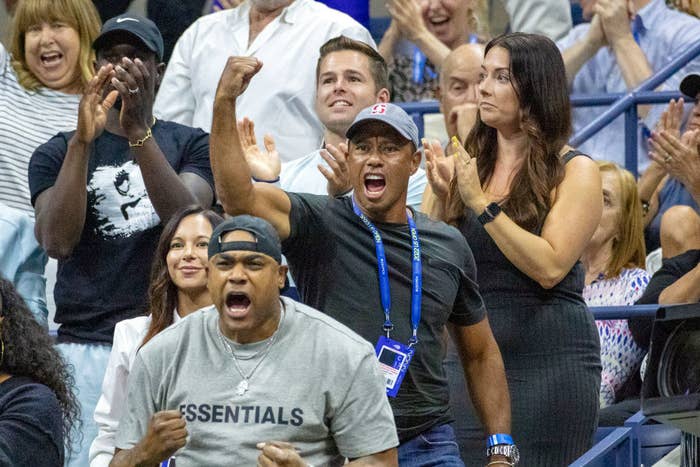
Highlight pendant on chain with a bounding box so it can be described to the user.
[236,379,249,396]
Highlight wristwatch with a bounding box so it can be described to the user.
[486,443,520,465]
[478,201,502,225]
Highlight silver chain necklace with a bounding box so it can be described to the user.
[216,310,284,396]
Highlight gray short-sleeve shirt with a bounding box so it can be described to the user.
[115,299,398,466]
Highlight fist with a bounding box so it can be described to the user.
[216,56,263,100]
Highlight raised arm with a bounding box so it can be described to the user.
[34,65,118,259]
[561,15,605,87]
[377,20,401,65]
[453,146,602,289]
[210,56,292,239]
[598,0,652,89]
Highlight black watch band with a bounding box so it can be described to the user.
[478,202,502,225]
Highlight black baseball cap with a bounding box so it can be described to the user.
[680,73,700,100]
[93,14,164,61]
[208,215,282,264]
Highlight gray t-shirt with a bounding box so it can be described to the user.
[115,299,398,466]
[282,193,487,441]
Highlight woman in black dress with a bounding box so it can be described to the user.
[426,33,603,466]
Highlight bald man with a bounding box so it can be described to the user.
[437,43,485,142]
[421,44,484,216]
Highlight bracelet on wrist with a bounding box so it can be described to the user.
[129,127,153,148]
[128,116,158,148]
[251,176,280,184]
[487,461,514,467]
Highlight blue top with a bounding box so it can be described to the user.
[556,0,700,172]
[0,203,48,327]
[645,177,700,252]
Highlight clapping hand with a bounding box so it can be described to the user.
[238,117,280,182]
[75,64,118,145]
[656,98,684,139]
[111,57,157,142]
[256,441,306,467]
[647,98,684,174]
[319,142,351,196]
[594,0,636,45]
[649,129,700,191]
[423,137,454,200]
[386,0,430,43]
[451,136,488,212]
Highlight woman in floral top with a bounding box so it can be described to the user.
[582,161,650,407]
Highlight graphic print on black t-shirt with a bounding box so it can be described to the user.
[87,160,159,238]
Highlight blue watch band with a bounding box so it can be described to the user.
[487,433,514,447]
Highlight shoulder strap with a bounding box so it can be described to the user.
[562,149,590,164]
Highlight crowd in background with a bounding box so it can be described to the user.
[0,0,700,466]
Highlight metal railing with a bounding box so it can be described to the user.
[570,40,700,177]
[397,39,700,177]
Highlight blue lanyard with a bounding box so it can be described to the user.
[351,198,422,346]
[412,34,478,84]
[412,47,435,84]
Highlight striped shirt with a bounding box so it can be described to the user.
[0,43,80,215]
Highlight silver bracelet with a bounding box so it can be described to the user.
[487,461,514,467]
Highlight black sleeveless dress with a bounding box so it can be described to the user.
[446,151,601,466]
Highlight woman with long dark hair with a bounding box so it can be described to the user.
[427,33,603,465]
[90,206,223,467]
[0,276,80,466]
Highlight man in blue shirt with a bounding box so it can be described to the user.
[557,0,700,172]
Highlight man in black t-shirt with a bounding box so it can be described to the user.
[28,15,214,467]
[209,57,513,466]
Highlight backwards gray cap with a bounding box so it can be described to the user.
[346,103,420,149]
[93,14,164,61]
[208,215,282,264]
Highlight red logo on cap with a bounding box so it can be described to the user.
[370,104,387,115]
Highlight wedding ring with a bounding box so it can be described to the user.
[664,155,672,163]
[128,87,139,95]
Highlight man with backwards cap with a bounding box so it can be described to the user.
[111,215,399,467]
[28,14,214,466]
[209,57,515,466]
[639,72,700,254]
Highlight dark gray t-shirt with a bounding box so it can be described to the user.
[115,300,398,466]
[283,193,486,441]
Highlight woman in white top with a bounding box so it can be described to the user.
[89,206,223,467]
[2,0,100,214]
